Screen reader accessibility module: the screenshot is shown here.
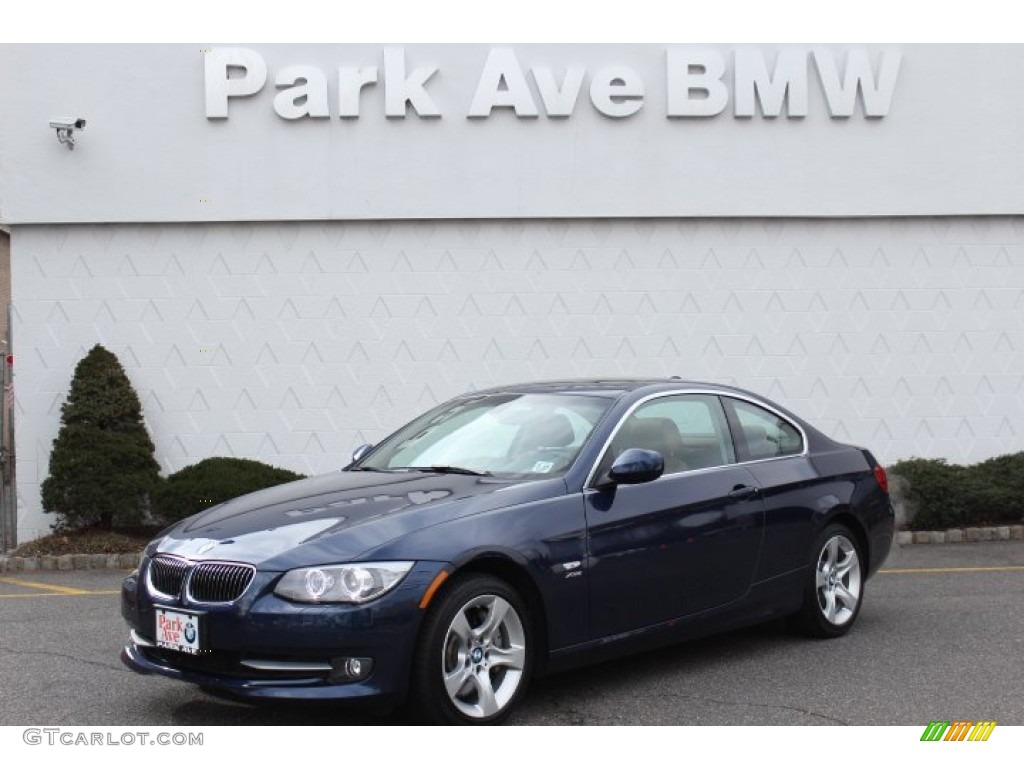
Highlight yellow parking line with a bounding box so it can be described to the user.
[880,566,1024,574]
[0,590,121,598]
[0,576,90,595]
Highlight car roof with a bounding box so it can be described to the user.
[467,378,761,398]
[462,378,826,444]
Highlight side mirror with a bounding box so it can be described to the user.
[350,443,375,464]
[608,448,664,485]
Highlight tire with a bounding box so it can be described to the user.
[409,574,532,725]
[790,523,865,638]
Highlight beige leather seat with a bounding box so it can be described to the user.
[624,416,688,474]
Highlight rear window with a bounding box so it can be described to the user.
[727,398,803,460]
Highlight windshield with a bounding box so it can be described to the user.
[355,393,613,477]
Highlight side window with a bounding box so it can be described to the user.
[600,394,736,477]
[727,398,804,460]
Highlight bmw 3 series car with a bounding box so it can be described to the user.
[121,379,894,724]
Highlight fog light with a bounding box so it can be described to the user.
[329,656,374,683]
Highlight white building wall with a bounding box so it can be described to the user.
[13,216,1024,540]
[4,45,1024,224]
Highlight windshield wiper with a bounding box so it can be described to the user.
[394,465,492,477]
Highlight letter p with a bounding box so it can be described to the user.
[205,48,268,118]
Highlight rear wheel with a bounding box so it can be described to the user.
[791,523,864,638]
[410,574,531,725]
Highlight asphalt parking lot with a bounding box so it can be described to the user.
[1,541,1021,726]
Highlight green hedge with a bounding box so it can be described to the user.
[891,453,1024,530]
[151,457,305,523]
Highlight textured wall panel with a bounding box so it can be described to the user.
[11,217,1024,540]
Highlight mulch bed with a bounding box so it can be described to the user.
[12,527,160,557]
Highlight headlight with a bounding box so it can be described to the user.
[274,562,414,604]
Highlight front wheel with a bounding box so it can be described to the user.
[410,574,532,725]
[791,523,864,638]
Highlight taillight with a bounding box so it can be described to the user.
[873,464,889,493]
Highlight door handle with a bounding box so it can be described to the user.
[728,485,759,500]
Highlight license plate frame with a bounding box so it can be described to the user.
[154,607,204,655]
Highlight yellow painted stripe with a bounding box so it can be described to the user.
[0,590,121,599]
[879,566,1024,574]
[0,576,90,594]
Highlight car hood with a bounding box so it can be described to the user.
[153,470,562,570]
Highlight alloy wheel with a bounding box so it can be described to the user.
[814,534,862,626]
[440,593,527,720]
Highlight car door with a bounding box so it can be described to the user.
[583,394,766,639]
[721,396,824,581]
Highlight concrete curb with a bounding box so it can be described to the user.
[0,552,139,573]
[896,525,1024,546]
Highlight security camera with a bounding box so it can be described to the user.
[50,118,87,130]
[50,117,86,149]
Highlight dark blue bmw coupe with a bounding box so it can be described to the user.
[121,379,894,724]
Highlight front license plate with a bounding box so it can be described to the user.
[155,608,202,655]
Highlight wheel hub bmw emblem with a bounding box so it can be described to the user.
[470,647,484,664]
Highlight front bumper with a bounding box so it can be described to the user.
[120,560,447,704]
[120,639,397,703]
